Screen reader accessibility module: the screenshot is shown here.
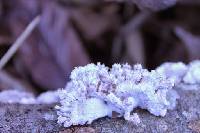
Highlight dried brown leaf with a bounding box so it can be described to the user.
[7,1,90,89]
[71,6,119,41]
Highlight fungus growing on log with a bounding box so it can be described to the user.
[56,63,179,127]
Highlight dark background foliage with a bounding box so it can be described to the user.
[0,0,199,93]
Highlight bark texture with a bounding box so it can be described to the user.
[0,85,200,133]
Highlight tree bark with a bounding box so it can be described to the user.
[0,85,200,133]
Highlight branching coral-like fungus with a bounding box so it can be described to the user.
[56,63,178,127]
[156,60,200,85]
[156,62,188,84]
[183,60,200,84]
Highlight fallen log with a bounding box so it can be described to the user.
[0,85,200,133]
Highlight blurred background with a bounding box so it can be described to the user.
[0,0,199,94]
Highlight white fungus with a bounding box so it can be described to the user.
[0,90,36,104]
[37,90,59,104]
[156,62,188,84]
[0,61,199,127]
[56,63,178,127]
[156,60,200,85]
[0,90,59,104]
[183,60,200,84]
[44,113,57,121]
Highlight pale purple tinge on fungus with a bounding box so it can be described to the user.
[156,60,200,85]
[0,90,59,104]
[183,60,200,84]
[56,63,179,127]
[0,61,200,127]
[0,90,36,104]
[156,62,188,84]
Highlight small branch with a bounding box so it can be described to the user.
[0,16,41,70]
[174,26,200,60]
[121,12,150,35]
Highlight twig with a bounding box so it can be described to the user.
[174,26,200,59]
[0,16,41,70]
[121,12,150,35]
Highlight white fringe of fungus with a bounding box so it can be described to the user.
[156,62,187,84]
[0,61,199,127]
[56,63,178,127]
[37,91,59,104]
[0,90,36,104]
[0,90,59,104]
[183,60,200,84]
[156,60,200,85]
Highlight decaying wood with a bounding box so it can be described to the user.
[0,84,200,133]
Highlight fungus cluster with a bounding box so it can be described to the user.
[1,61,199,127]
[156,60,200,85]
[56,63,179,127]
